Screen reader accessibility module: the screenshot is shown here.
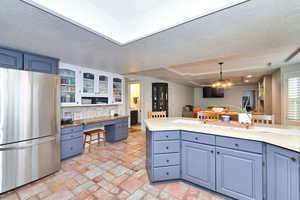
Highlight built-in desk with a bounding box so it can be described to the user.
[60,116,128,160]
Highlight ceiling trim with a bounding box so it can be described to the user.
[284,47,300,62]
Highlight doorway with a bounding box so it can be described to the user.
[128,83,142,131]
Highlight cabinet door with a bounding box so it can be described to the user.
[96,73,109,97]
[80,70,96,97]
[267,145,299,200]
[0,48,23,69]
[112,77,123,104]
[216,147,262,200]
[24,53,58,74]
[59,64,80,106]
[182,141,216,190]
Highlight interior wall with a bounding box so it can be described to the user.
[193,85,258,111]
[272,69,281,124]
[126,74,194,130]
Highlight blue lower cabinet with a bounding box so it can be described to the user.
[216,147,263,200]
[61,126,84,160]
[0,47,23,69]
[182,141,216,190]
[105,121,128,143]
[267,145,300,200]
[153,166,180,181]
[24,53,58,74]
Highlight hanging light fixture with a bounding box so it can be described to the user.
[211,62,233,88]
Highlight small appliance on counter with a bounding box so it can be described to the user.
[221,115,230,122]
[61,118,73,125]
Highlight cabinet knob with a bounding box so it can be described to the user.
[291,157,297,162]
[195,137,198,140]
[166,172,169,175]
[210,150,214,154]
[166,160,169,163]
[166,135,169,138]
[234,143,239,147]
[217,151,220,154]
[166,146,169,150]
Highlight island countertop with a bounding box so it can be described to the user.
[61,115,129,128]
[144,117,300,152]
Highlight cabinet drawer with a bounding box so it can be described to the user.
[153,141,180,154]
[61,131,83,141]
[216,136,262,154]
[153,131,180,141]
[61,137,83,160]
[182,131,215,145]
[61,126,83,135]
[154,153,180,167]
[153,166,180,181]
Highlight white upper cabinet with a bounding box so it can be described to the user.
[59,63,124,106]
[59,63,81,107]
[111,75,124,104]
[80,68,97,97]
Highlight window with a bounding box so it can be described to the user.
[287,73,300,123]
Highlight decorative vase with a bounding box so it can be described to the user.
[238,113,252,124]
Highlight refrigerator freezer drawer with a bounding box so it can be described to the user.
[0,136,60,193]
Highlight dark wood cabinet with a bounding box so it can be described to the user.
[152,83,168,116]
[130,110,138,125]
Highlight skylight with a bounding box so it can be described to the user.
[22,0,247,45]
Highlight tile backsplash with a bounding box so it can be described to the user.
[61,105,121,120]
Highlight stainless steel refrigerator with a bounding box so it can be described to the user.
[0,68,60,193]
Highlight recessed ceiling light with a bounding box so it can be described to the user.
[246,75,253,78]
[244,79,249,83]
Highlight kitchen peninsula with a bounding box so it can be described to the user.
[145,118,300,200]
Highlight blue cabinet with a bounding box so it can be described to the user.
[216,147,263,200]
[0,48,23,69]
[267,145,300,200]
[0,46,58,74]
[61,125,84,160]
[105,118,128,143]
[24,53,58,74]
[182,141,216,190]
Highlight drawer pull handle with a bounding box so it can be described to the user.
[291,157,296,162]
[166,159,169,163]
[235,143,239,147]
[166,146,169,150]
[166,172,169,175]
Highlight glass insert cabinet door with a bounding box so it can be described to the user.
[82,72,95,95]
[112,77,122,103]
[97,75,109,96]
[59,68,76,104]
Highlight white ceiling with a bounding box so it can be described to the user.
[0,0,299,78]
[22,0,247,44]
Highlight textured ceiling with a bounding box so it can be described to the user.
[0,0,299,79]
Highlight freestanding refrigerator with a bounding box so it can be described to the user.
[0,68,60,193]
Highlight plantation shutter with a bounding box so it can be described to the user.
[287,74,300,122]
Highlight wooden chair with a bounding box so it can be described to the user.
[197,111,219,120]
[252,114,275,126]
[84,129,106,152]
[148,111,167,119]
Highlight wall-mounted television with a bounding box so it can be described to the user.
[203,87,224,98]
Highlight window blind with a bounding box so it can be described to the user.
[287,75,300,122]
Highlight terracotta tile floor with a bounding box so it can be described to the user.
[0,129,231,200]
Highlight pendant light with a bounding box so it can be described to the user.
[211,62,232,88]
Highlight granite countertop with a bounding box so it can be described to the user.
[144,117,300,153]
[61,115,129,128]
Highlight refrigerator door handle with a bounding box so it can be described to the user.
[0,136,57,151]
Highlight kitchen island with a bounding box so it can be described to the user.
[145,118,300,200]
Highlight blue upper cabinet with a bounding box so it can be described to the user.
[24,53,58,74]
[267,145,300,200]
[216,147,263,200]
[182,141,216,190]
[0,48,23,69]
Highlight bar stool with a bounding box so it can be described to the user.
[84,129,106,152]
